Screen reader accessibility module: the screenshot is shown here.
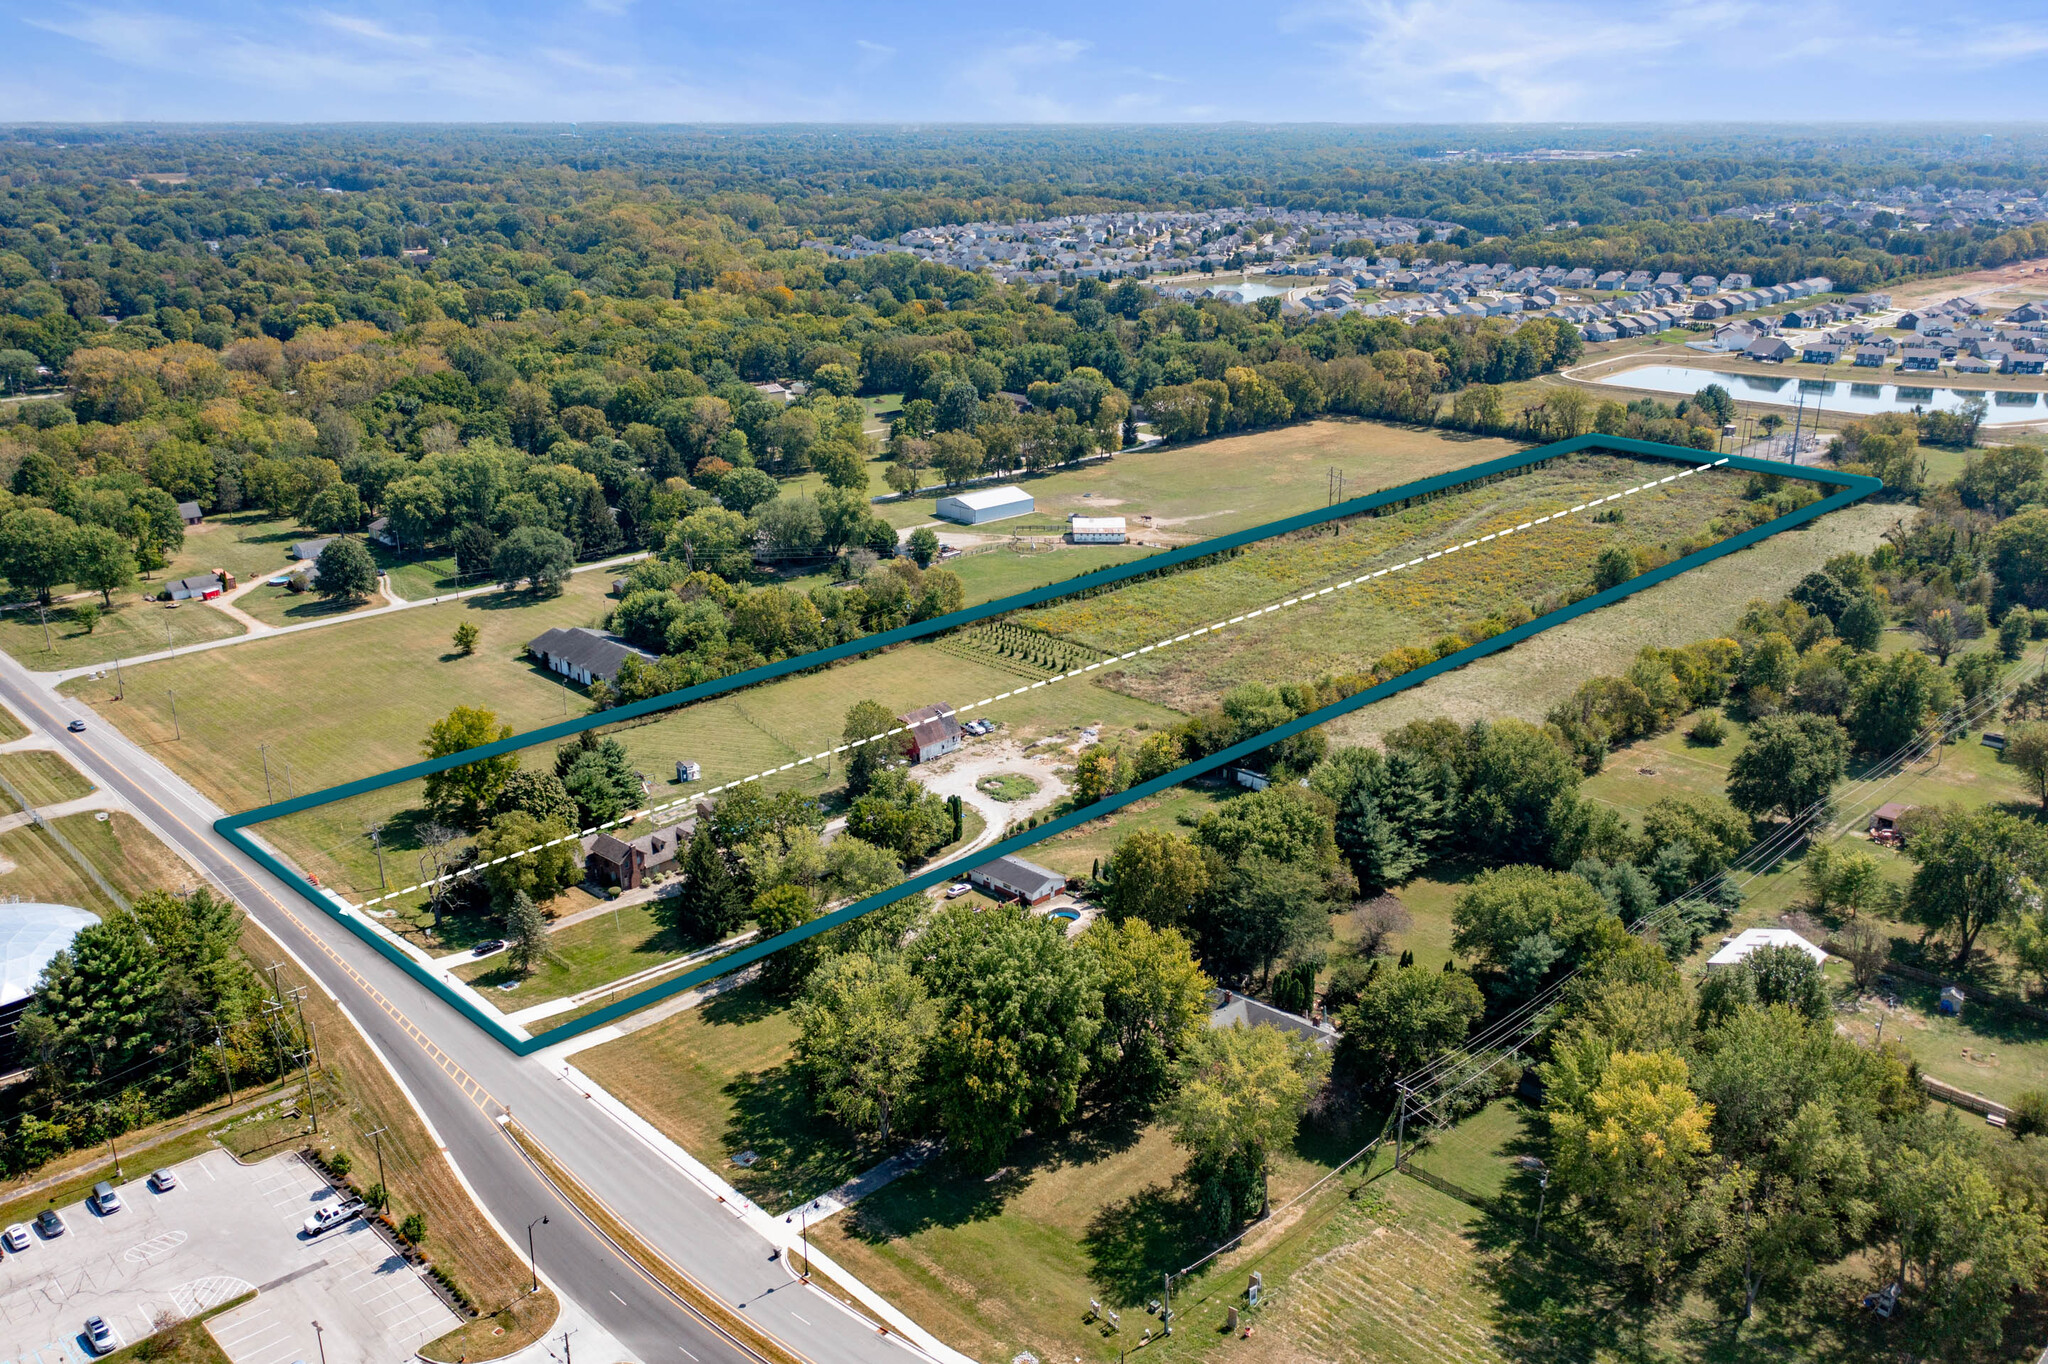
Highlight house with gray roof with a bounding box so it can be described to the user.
[527,626,657,686]
[1207,989,1339,1048]
[968,855,1067,905]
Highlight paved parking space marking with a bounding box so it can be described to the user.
[121,1232,187,1265]
[168,1278,252,1318]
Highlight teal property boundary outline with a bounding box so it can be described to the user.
[215,434,1880,1054]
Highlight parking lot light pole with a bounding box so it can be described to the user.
[527,1215,548,1293]
[312,1320,325,1364]
[365,1125,388,1197]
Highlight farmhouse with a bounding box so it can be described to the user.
[1207,989,1339,1048]
[1068,515,1127,544]
[526,626,657,686]
[899,703,963,762]
[1706,927,1827,969]
[936,485,1034,525]
[583,825,681,890]
[967,854,1067,905]
[168,572,223,601]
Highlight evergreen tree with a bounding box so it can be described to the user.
[670,825,742,942]
[1336,789,1421,895]
[505,891,550,977]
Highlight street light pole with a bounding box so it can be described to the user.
[312,1321,326,1364]
[1534,1171,1550,1244]
[370,827,386,888]
[527,1215,549,1293]
[167,689,179,740]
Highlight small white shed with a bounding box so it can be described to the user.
[1068,515,1127,544]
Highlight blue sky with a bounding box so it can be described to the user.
[6,1,2048,123]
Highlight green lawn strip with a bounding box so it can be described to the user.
[0,701,26,741]
[455,901,690,1010]
[573,981,880,1212]
[0,823,123,914]
[231,581,391,628]
[54,810,202,899]
[0,1121,232,1232]
[0,748,95,807]
[0,595,244,671]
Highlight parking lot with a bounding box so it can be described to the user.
[0,1150,456,1364]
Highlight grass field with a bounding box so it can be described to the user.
[574,981,882,1212]
[870,419,1529,536]
[263,632,1179,900]
[1026,453,1751,712]
[166,512,308,587]
[455,900,687,1008]
[1328,498,1897,747]
[0,748,95,808]
[0,807,196,912]
[231,579,393,627]
[0,703,24,741]
[59,570,620,813]
[0,594,245,671]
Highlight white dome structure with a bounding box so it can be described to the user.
[0,902,100,1009]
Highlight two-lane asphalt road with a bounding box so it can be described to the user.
[0,654,928,1364]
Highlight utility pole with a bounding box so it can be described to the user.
[1161,1271,1172,1337]
[261,745,274,802]
[167,689,180,740]
[37,603,51,650]
[206,1013,236,1105]
[365,1126,388,1198]
[369,826,386,888]
[108,1135,123,1179]
[1534,1170,1550,1244]
[115,656,123,701]
[1394,1083,1409,1170]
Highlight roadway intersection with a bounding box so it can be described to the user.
[0,651,935,1364]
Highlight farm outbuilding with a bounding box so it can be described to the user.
[937,485,1034,525]
[899,703,962,763]
[1068,515,1127,543]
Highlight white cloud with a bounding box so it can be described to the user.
[947,32,1091,120]
[1294,0,2048,119]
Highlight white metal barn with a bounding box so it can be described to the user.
[936,485,1034,525]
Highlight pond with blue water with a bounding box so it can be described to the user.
[1596,363,2048,427]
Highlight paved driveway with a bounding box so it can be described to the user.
[0,1151,454,1364]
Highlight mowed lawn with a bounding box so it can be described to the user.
[0,594,244,671]
[870,419,1530,536]
[574,982,881,1213]
[0,810,194,911]
[271,633,1178,898]
[58,569,622,815]
[0,703,24,741]
[0,749,96,809]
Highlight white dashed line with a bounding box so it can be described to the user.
[349,458,1722,906]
